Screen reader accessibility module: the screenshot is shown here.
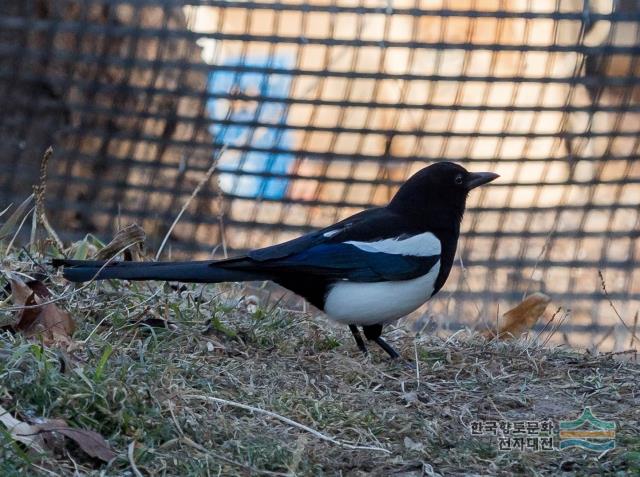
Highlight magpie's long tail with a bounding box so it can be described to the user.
[51,259,270,284]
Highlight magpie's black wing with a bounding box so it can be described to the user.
[220,207,438,282]
[250,242,439,282]
[247,207,404,262]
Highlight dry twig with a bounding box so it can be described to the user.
[183,394,390,454]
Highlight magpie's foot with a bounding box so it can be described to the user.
[360,324,401,359]
[349,324,369,356]
[373,336,401,359]
[400,359,417,371]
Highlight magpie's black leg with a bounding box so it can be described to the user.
[349,324,368,355]
[373,336,401,359]
[362,324,400,359]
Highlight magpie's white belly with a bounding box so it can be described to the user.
[323,260,440,325]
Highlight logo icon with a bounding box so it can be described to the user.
[559,407,616,452]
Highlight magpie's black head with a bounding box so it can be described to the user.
[388,162,499,227]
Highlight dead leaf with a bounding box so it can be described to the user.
[484,292,551,340]
[26,279,52,299]
[30,418,67,453]
[15,293,41,332]
[37,422,117,461]
[0,404,46,453]
[94,223,146,261]
[10,277,75,346]
[22,302,75,346]
[0,405,116,461]
[10,278,33,307]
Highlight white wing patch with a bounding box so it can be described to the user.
[323,229,342,238]
[345,231,441,257]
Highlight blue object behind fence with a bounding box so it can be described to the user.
[207,54,294,200]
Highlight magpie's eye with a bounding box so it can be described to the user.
[454,174,463,185]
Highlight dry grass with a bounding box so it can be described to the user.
[0,248,639,476]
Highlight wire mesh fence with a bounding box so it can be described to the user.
[1,0,639,350]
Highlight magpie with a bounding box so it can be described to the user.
[53,162,498,358]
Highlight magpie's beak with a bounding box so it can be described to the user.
[466,171,499,190]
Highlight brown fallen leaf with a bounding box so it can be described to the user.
[484,292,551,340]
[17,299,75,346]
[9,278,33,307]
[37,422,117,462]
[30,418,67,454]
[25,279,53,299]
[10,277,75,346]
[0,404,116,461]
[94,223,146,261]
[15,293,42,332]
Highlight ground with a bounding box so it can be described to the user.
[0,266,639,477]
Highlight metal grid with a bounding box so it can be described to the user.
[1,0,639,350]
